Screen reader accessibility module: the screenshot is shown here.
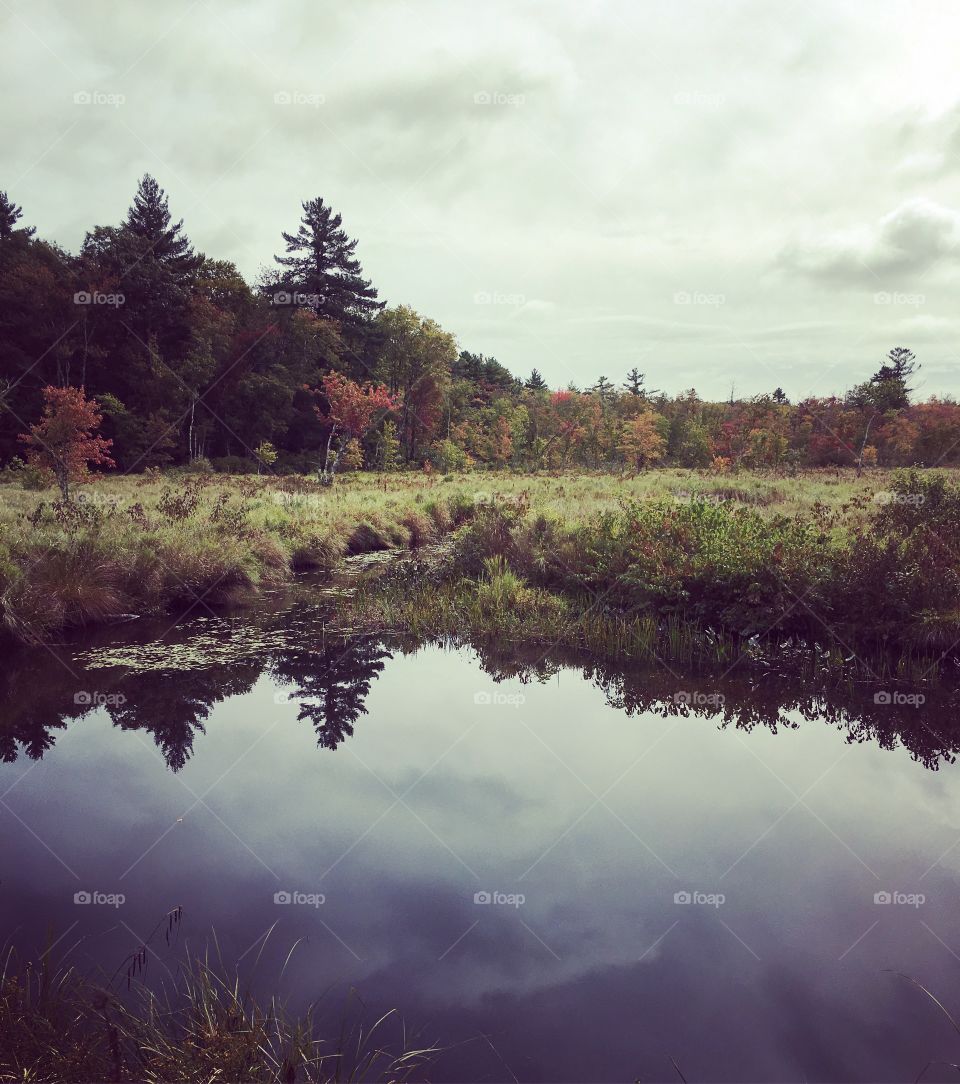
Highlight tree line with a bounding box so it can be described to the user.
[1,176,956,475]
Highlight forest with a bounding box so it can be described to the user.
[0,176,954,479]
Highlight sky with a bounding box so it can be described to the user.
[3,0,960,400]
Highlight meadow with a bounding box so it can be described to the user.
[1,466,957,663]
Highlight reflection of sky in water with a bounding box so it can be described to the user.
[3,643,960,1081]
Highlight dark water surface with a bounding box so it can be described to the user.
[3,581,960,1082]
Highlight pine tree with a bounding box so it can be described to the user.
[624,368,645,398]
[274,196,383,325]
[525,368,547,390]
[0,191,35,241]
[592,376,615,417]
[870,347,917,410]
[123,175,200,275]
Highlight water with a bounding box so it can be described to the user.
[3,581,960,1082]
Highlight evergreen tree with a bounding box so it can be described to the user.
[525,368,547,390]
[592,375,613,396]
[0,191,35,241]
[624,368,645,396]
[870,347,917,411]
[123,174,200,276]
[274,196,383,325]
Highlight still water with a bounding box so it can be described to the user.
[3,582,960,1082]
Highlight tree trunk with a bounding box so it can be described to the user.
[320,426,341,484]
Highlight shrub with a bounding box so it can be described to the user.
[210,454,255,474]
[427,439,469,472]
[182,456,213,474]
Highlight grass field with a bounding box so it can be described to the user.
[0,467,956,650]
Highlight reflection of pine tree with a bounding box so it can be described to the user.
[271,636,391,750]
[109,663,260,771]
[0,651,75,762]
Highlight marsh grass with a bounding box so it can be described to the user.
[0,466,955,645]
[0,472,484,642]
[347,468,960,677]
[0,928,437,1084]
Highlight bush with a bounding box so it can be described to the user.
[182,456,213,474]
[427,439,469,473]
[210,454,256,474]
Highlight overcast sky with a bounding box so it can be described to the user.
[3,0,960,399]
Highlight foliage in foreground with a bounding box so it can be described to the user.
[0,940,434,1084]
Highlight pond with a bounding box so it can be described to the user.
[3,580,960,1082]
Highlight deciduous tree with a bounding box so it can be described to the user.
[19,385,114,500]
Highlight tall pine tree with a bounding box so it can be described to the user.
[123,174,201,277]
[273,197,383,325]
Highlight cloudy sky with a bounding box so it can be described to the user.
[3,0,960,399]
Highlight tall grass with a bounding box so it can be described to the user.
[0,929,436,1083]
[350,468,960,669]
[0,473,478,643]
[1,466,956,646]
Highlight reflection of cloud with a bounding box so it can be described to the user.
[780,198,960,283]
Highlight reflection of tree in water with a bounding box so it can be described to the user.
[271,635,392,750]
[2,616,959,772]
[458,637,960,772]
[0,644,261,771]
[0,649,76,762]
[0,599,392,767]
[107,662,261,770]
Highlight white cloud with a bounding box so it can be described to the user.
[4,0,960,397]
[780,198,960,283]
